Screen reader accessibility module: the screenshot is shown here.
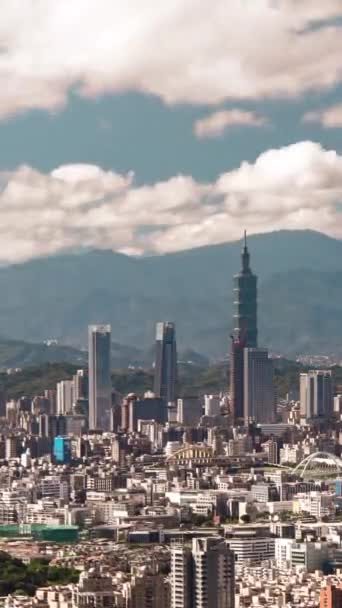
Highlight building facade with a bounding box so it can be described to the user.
[153,322,177,406]
[244,348,275,424]
[300,370,333,422]
[88,325,112,431]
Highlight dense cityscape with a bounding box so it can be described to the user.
[0,237,341,607]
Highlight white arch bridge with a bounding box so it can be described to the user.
[292,451,342,479]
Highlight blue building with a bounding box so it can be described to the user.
[336,479,342,497]
[53,436,71,464]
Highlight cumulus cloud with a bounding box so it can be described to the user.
[303,104,342,128]
[194,109,267,138]
[0,1,342,118]
[0,141,341,263]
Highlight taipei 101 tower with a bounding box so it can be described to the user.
[230,232,258,421]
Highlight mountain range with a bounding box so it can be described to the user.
[0,229,341,360]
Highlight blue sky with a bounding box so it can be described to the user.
[0,0,341,263]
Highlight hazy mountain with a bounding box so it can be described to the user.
[0,229,340,359]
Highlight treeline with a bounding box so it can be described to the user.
[0,551,79,596]
[1,360,342,402]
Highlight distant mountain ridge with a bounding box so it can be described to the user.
[0,229,341,359]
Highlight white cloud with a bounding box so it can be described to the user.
[303,104,342,127]
[194,109,267,138]
[0,141,341,263]
[0,1,341,118]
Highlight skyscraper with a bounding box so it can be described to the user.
[230,232,258,421]
[153,322,177,405]
[300,370,333,422]
[88,324,111,430]
[171,537,235,608]
[244,348,275,424]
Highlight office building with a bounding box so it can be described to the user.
[230,233,258,422]
[244,348,275,424]
[226,534,275,565]
[88,324,112,430]
[53,436,71,464]
[153,321,177,405]
[320,583,342,608]
[56,380,74,415]
[171,537,235,608]
[129,395,166,432]
[300,370,333,422]
[177,397,202,426]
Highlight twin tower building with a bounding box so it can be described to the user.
[87,233,274,431]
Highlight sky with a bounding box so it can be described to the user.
[0,0,342,263]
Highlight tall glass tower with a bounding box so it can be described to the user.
[153,322,177,405]
[88,324,111,430]
[230,233,258,421]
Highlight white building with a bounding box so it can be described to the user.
[226,533,275,564]
[56,380,74,415]
[204,394,220,417]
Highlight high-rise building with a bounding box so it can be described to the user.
[88,324,111,430]
[56,380,74,415]
[170,544,193,608]
[230,233,258,422]
[125,568,170,608]
[204,394,220,417]
[300,370,333,422]
[244,348,275,424]
[177,397,202,426]
[53,436,71,464]
[171,538,235,608]
[153,322,177,405]
[321,583,342,608]
[73,369,88,402]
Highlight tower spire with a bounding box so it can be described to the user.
[242,230,250,273]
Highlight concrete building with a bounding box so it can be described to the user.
[126,569,170,608]
[170,544,192,608]
[226,534,275,564]
[88,324,112,431]
[244,348,275,424]
[204,395,220,417]
[73,565,114,607]
[320,583,342,608]
[171,537,235,608]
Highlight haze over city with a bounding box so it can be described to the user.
[0,2,342,608]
